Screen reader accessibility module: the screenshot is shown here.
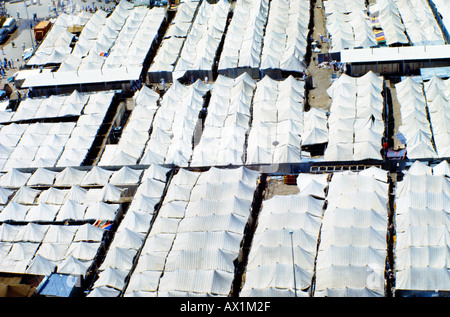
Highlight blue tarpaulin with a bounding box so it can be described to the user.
[37,273,83,297]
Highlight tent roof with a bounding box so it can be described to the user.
[73,224,105,242]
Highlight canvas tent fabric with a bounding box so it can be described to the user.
[324,72,385,161]
[0,91,111,172]
[260,0,309,73]
[139,80,210,167]
[23,3,164,88]
[422,75,450,158]
[148,1,201,76]
[11,92,88,121]
[122,167,258,297]
[395,77,439,159]
[27,15,75,67]
[0,223,104,276]
[393,0,445,46]
[246,75,306,165]
[394,164,450,291]
[324,0,378,52]
[191,73,256,166]
[218,0,269,72]
[57,91,114,167]
[99,86,160,166]
[373,0,409,46]
[173,0,230,75]
[314,168,388,297]
[432,0,450,37]
[241,173,327,297]
[88,164,168,296]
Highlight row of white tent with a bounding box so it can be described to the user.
[324,72,385,161]
[59,2,165,73]
[24,1,162,88]
[0,166,139,222]
[148,1,200,75]
[100,6,165,71]
[191,73,256,166]
[0,197,121,223]
[395,76,449,159]
[0,223,106,276]
[88,165,170,296]
[394,160,450,291]
[423,75,450,158]
[4,90,90,123]
[218,0,269,71]
[258,0,309,73]
[0,122,74,172]
[139,80,210,167]
[432,0,450,38]
[48,91,114,168]
[314,168,389,296]
[240,173,328,297]
[246,75,306,164]
[0,165,142,189]
[173,0,230,74]
[68,10,108,61]
[150,0,311,79]
[370,0,409,46]
[0,90,113,171]
[393,0,445,46]
[110,167,260,297]
[101,74,330,168]
[27,12,87,66]
[324,0,378,52]
[396,77,436,159]
[99,86,161,166]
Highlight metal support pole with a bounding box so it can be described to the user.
[290,230,297,297]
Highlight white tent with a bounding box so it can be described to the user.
[26,254,57,275]
[56,200,87,221]
[0,202,30,222]
[14,223,49,242]
[54,167,87,186]
[11,186,40,204]
[43,225,77,244]
[35,242,70,261]
[218,0,269,71]
[81,166,113,186]
[118,210,152,234]
[0,169,31,188]
[109,229,145,250]
[99,247,136,271]
[0,223,21,241]
[64,186,88,204]
[87,286,121,297]
[432,160,450,177]
[25,203,60,222]
[66,241,101,261]
[73,224,105,242]
[38,187,68,205]
[395,169,450,291]
[0,187,14,204]
[84,201,119,221]
[92,267,128,290]
[109,166,142,185]
[314,171,388,297]
[158,269,234,295]
[57,256,91,276]
[27,168,58,186]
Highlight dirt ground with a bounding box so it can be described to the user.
[306,0,333,111]
[263,176,300,200]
